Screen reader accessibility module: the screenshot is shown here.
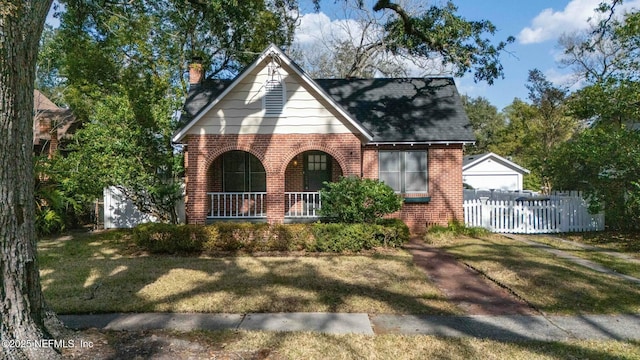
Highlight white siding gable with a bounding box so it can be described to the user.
[463,156,528,191]
[186,61,353,136]
[465,158,519,174]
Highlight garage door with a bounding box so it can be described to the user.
[464,174,519,191]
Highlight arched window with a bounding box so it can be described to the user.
[222,151,266,192]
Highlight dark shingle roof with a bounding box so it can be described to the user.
[180,79,233,127]
[463,153,489,167]
[180,77,475,143]
[314,78,474,142]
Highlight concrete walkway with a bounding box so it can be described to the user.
[538,234,640,264]
[502,234,640,285]
[59,312,640,341]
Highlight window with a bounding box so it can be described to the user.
[223,151,266,192]
[307,154,327,171]
[379,150,428,193]
[264,79,285,116]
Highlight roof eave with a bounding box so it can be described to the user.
[463,152,530,174]
[370,140,475,146]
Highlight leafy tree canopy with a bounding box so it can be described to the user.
[492,70,578,192]
[39,0,298,221]
[550,126,640,230]
[560,1,640,127]
[310,0,514,84]
[461,95,506,155]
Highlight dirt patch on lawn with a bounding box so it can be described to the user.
[405,237,536,315]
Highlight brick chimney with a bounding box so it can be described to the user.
[188,57,204,85]
[49,124,58,158]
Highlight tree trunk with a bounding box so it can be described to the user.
[1,1,60,359]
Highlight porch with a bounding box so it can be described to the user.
[206,191,322,221]
[204,149,341,223]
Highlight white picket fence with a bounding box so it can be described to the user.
[464,197,604,234]
[464,189,585,202]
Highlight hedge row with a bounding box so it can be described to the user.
[132,219,409,254]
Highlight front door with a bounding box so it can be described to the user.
[304,151,331,191]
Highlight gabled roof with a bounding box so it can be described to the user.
[180,79,232,130]
[174,44,475,144]
[463,152,530,174]
[34,89,60,111]
[33,90,77,145]
[172,44,374,143]
[315,78,474,143]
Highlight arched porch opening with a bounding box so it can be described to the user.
[206,150,267,219]
[284,150,343,219]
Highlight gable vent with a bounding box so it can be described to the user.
[264,79,284,116]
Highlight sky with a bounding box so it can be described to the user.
[293,0,640,110]
[46,0,639,111]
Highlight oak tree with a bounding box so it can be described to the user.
[0,1,64,359]
[340,0,513,83]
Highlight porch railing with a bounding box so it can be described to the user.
[207,192,267,218]
[285,192,322,218]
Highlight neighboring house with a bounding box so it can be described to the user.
[462,152,530,191]
[172,44,475,232]
[33,90,77,157]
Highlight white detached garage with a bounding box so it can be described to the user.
[463,152,530,191]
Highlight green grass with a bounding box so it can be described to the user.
[426,221,490,240]
[425,233,640,315]
[65,329,640,360]
[523,235,640,279]
[39,230,457,315]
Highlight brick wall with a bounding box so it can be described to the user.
[362,144,463,233]
[186,134,462,233]
[284,154,304,192]
[185,133,361,224]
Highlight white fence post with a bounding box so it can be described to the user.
[480,197,491,231]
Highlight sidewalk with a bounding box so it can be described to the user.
[59,312,640,341]
[503,234,640,285]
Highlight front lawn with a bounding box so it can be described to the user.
[39,230,457,315]
[425,232,640,315]
[63,329,640,360]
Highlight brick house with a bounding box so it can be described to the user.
[33,90,77,157]
[173,44,474,233]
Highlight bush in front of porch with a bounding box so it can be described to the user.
[319,176,403,223]
[132,219,409,255]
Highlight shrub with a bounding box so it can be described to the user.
[133,220,410,254]
[269,224,315,251]
[374,218,410,247]
[207,222,271,252]
[311,223,371,252]
[310,220,410,252]
[426,220,489,239]
[319,176,402,223]
[132,223,206,254]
